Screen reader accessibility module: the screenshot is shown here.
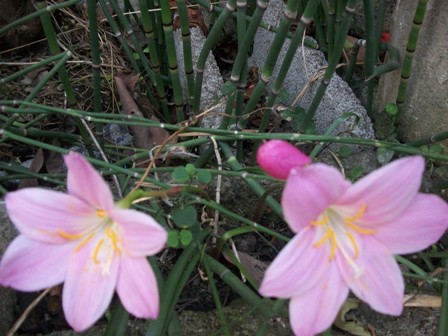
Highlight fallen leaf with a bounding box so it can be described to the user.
[403,294,442,308]
[223,250,268,286]
[334,298,373,336]
[114,72,172,150]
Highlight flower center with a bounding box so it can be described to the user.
[310,204,376,276]
[57,209,123,275]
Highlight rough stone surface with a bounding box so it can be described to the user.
[174,27,226,129]
[0,202,18,335]
[374,0,448,144]
[249,0,375,141]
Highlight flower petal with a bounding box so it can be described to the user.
[257,140,311,179]
[65,152,114,211]
[116,257,159,319]
[338,237,404,315]
[5,188,100,243]
[0,236,73,291]
[62,242,119,332]
[375,194,448,254]
[337,156,424,226]
[259,227,331,298]
[110,208,167,257]
[289,261,349,336]
[282,164,350,233]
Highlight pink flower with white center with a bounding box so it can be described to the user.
[0,152,167,332]
[257,140,448,336]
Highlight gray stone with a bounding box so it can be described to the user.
[0,202,18,335]
[374,0,448,145]
[249,0,375,141]
[174,27,226,129]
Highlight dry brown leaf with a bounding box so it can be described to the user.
[18,148,44,188]
[114,72,171,150]
[47,285,62,315]
[45,140,64,174]
[334,298,373,336]
[403,294,442,308]
[223,250,268,286]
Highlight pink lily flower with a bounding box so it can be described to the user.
[257,140,448,336]
[0,152,167,332]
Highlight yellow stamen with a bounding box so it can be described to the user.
[346,232,359,259]
[345,221,376,235]
[345,204,367,222]
[105,227,122,255]
[311,215,329,226]
[96,209,107,218]
[313,226,337,261]
[57,230,84,240]
[74,232,95,252]
[314,227,332,247]
[93,238,105,264]
[329,231,337,260]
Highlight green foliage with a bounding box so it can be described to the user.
[280,106,306,132]
[172,164,212,184]
[420,144,442,163]
[347,166,365,181]
[167,229,193,248]
[171,205,197,228]
[2,1,448,335]
[376,147,395,165]
[338,145,353,158]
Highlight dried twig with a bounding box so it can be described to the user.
[7,287,51,336]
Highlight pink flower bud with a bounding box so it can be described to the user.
[257,140,311,179]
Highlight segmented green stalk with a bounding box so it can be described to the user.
[194,0,266,167]
[148,0,165,70]
[106,0,159,107]
[219,141,282,216]
[139,0,170,121]
[362,0,378,115]
[302,0,357,132]
[0,52,66,84]
[202,256,230,335]
[234,0,249,161]
[439,258,448,336]
[396,0,428,116]
[257,0,320,134]
[176,0,196,110]
[160,0,185,122]
[241,0,301,122]
[146,246,200,336]
[326,0,336,55]
[313,3,327,52]
[0,0,80,36]
[98,0,157,106]
[193,0,236,115]
[5,100,448,161]
[35,0,77,105]
[87,0,104,147]
[193,0,320,49]
[343,38,366,83]
[365,43,400,81]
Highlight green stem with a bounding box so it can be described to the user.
[205,255,274,317]
[146,245,199,336]
[396,0,428,118]
[302,0,357,131]
[196,198,289,242]
[87,0,104,148]
[438,258,448,336]
[202,253,231,336]
[193,0,236,114]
